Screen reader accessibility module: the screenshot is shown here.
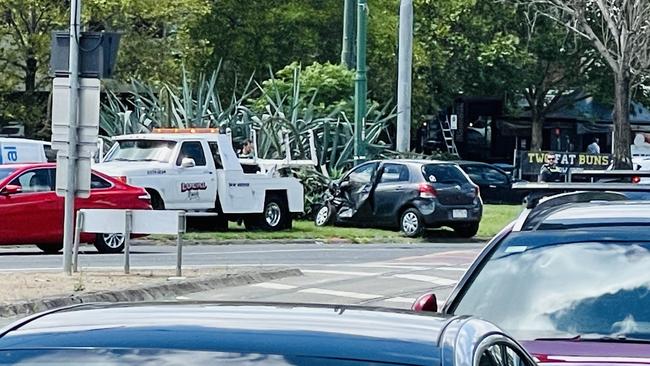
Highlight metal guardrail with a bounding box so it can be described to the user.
[73,209,186,276]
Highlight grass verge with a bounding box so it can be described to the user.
[159,204,524,244]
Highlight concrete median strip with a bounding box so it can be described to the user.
[0,268,302,319]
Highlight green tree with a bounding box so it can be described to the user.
[85,0,210,85]
[191,0,343,88]
[254,62,355,117]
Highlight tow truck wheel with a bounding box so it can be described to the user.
[94,233,125,253]
[249,195,290,231]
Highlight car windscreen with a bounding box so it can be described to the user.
[0,167,16,182]
[452,239,650,342]
[421,164,467,184]
[104,140,176,163]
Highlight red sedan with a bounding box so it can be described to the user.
[0,163,151,254]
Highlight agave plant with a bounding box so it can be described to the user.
[101,62,402,214]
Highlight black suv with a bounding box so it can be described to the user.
[314,160,483,237]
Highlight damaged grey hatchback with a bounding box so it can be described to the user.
[314,160,482,237]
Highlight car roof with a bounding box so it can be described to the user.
[367,159,456,166]
[0,302,449,363]
[0,162,54,170]
[535,201,650,230]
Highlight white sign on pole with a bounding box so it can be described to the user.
[51,77,100,198]
[450,114,458,130]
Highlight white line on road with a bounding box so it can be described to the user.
[298,288,380,300]
[251,282,297,290]
[348,263,429,270]
[383,297,416,304]
[302,270,378,276]
[435,267,468,272]
[392,274,458,286]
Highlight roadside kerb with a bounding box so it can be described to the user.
[0,268,302,318]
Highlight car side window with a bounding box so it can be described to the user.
[348,163,378,185]
[9,169,53,193]
[464,166,508,185]
[478,344,528,366]
[90,174,112,189]
[380,164,409,183]
[176,141,207,166]
[208,142,223,169]
[483,167,508,185]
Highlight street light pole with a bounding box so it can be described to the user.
[63,0,81,274]
[354,0,368,164]
[396,0,413,152]
[341,0,356,68]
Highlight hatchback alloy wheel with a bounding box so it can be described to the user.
[401,208,424,237]
[315,205,331,226]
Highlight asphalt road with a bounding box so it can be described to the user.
[0,241,486,316]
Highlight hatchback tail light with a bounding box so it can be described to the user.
[632,176,641,184]
[418,183,437,198]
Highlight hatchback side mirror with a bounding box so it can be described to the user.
[411,293,438,313]
[181,158,196,168]
[1,185,22,195]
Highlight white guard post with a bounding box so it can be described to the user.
[73,209,186,276]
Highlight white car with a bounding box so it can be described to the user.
[94,130,306,231]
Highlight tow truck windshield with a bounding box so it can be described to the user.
[105,140,177,163]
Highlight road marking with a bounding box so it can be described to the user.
[251,283,297,290]
[302,270,377,276]
[435,267,467,272]
[350,263,429,270]
[384,297,416,304]
[392,274,458,286]
[299,288,380,300]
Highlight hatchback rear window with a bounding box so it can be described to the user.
[422,164,467,184]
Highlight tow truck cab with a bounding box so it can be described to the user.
[93,130,304,231]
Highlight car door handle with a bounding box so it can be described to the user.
[489,185,497,188]
[394,186,404,191]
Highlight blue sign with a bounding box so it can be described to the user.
[5,146,17,162]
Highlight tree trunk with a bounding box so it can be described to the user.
[25,56,37,94]
[612,73,632,169]
[531,109,544,151]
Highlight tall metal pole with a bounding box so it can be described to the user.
[341,0,356,68]
[396,0,413,152]
[63,0,81,274]
[354,0,368,164]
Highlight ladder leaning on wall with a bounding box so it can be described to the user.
[439,118,459,157]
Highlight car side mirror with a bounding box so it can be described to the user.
[1,184,22,195]
[181,158,196,168]
[411,293,438,313]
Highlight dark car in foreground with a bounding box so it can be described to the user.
[315,160,482,237]
[413,189,650,364]
[455,161,527,204]
[0,302,537,366]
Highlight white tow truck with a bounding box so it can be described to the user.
[94,128,317,231]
